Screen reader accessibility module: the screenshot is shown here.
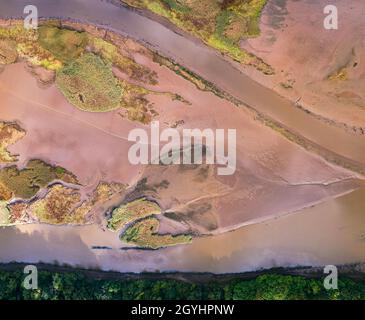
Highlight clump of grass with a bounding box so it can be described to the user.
[121,216,192,249]
[0,24,183,120]
[0,40,18,64]
[90,37,158,85]
[0,122,26,163]
[37,26,88,63]
[118,77,189,123]
[91,181,126,204]
[328,68,348,81]
[118,79,154,123]
[162,0,191,14]
[56,53,123,112]
[17,41,62,70]
[8,202,28,224]
[107,198,161,231]
[0,201,10,225]
[0,24,61,70]
[0,24,37,42]
[0,159,78,200]
[7,181,125,225]
[70,182,126,220]
[30,184,85,224]
[0,182,12,201]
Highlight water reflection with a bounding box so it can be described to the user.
[0,188,364,273]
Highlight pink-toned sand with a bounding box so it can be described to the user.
[240,0,365,130]
[0,57,359,234]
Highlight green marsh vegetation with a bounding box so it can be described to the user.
[108,198,192,249]
[0,24,127,112]
[37,25,88,63]
[56,53,123,112]
[0,160,78,201]
[120,216,192,249]
[0,22,186,120]
[0,122,25,163]
[107,198,161,231]
[30,184,86,224]
[122,0,273,74]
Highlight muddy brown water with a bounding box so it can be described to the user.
[0,187,364,273]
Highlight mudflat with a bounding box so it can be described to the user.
[0,61,358,234]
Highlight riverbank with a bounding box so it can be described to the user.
[2,262,365,282]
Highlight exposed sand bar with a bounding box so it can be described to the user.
[0,0,365,171]
[0,187,364,273]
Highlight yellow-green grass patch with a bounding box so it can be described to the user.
[0,122,26,163]
[68,182,126,220]
[0,159,78,200]
[0,201,10,225]
[328,68,348,81]
[90,37,158,85]
[0,24,61,70]
[121,0,273,73]
[0,39,18,64]
[30,184,85,224]
[0,24,37,42]
[56,53,123,112]
[17,41,62,70]
[120,216,192,249]
[37,26,88,63]
[107,198,161,231]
